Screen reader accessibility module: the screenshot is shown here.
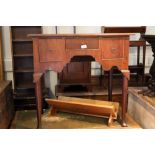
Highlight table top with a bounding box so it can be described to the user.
[28,33,133,38]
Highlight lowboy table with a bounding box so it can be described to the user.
[29,33,130,128]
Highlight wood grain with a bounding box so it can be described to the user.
[30,33,130,128]
[102,26,146,86]
[46,96,119,126]
[0,81,14,128]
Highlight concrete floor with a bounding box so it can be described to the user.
[10,86,143,129]
[11,109,141,129]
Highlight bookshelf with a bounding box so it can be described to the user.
[11,26,42,109]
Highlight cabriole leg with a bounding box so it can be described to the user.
[121,74,128,127]
[34,73,43,129]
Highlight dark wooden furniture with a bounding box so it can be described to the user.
[29,33,130,128]
[0,81,14,128]
[10,26,42,109]
[103,26,146,86]
[0,27,4,81]
[57,61,91,92]
[46,96,119,126]
[141,35,155,95]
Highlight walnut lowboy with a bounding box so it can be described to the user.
[29,33,130,128]
[46,96,119,127]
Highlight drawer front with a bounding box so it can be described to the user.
[101,39,124,59]
[39,39,65,62]
[66,38,99,50]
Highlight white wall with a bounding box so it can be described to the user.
[2,26,155,95]
[76,26,101,34]
[1,26,14,87]
[57,26,74,34]
[42,26,56,34]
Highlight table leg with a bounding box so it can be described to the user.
[34,73,43,129]
[142,45,146,86]
[121,74,128,127]
[108,69,113,101]
[136,46,140,86]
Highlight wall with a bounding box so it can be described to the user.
[2,26,155,95]
[1,26,14,86]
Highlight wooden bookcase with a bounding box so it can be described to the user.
[10,26,42,109]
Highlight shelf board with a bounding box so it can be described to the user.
[12,39,32,42]
[15,68,34,73]
[16,83,35,89]
[14,95,36,100]
[14,92,35,98]
[14,53,33,57]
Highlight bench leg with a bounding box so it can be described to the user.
[121,75,128,127]
[48,107,57,116]
[108,113,113,127]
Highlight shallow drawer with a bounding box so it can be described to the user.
[39,39,65,62]
[65,38,99,50]
[101,39,124,59]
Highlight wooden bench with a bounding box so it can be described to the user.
[46,96,119,126]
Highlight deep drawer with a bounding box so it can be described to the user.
[101,39,124,59]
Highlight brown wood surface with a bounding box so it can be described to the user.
[30,33,130,128]
[103,26,146,34]
[12,26,41,40]
[0,81,14,128]
[46,96,119,126]
[10,26,42,109]
[31,34,130,73]
[28,33,132,38]
[0,27,4,80]
[58,62,91,84]
[0,81,11,94]
[65,38,99,49]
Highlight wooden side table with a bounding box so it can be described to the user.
[29,33,130,128]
